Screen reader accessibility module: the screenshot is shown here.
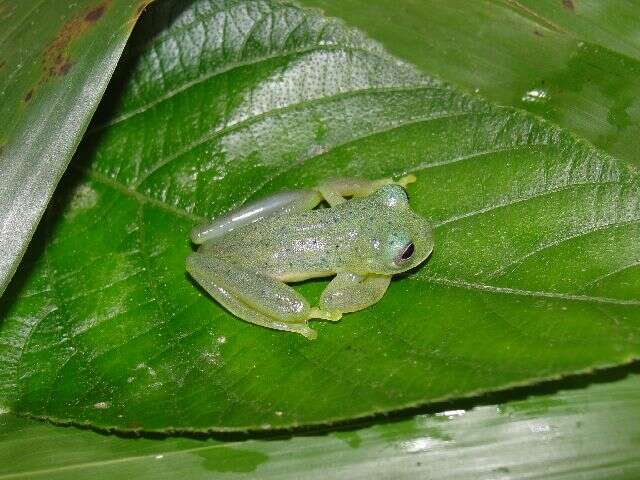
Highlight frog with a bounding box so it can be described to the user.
[186,174,433,339]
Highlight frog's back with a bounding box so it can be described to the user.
[200,208,343,278]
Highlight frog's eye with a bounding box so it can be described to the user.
[394,242,415,265]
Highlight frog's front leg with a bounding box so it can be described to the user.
[316,174,416,207]
[319,272,392,314]
[187,254,339,339]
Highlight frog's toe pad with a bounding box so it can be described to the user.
[309,308,342,322]
[396,174,417,187]
[293,324,318,340]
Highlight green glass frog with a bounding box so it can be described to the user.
[187,175,433,339]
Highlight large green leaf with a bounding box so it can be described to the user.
[298,0,640,168]
[1,0,639,432]
[2,370,640,479]
[0,0,154,296]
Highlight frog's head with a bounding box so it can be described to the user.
[356,185,433,275]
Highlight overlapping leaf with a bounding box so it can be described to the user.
[0,0,153,296]
[2,371,640,479]
[299,0,640,168]
[0,0,639,432]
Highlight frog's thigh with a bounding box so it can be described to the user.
[191,189,322,244]
[319,272,391,313]
[186,254,317,339]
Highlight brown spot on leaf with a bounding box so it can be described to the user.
[562,0,575,10]
[534,29,543,37]
[40,1,111,83]
[24,89,34,102]
[57,60,73,75]
[85,4,106,22]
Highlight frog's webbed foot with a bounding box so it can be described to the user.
[187,254,319,339]
[315,174,416,207]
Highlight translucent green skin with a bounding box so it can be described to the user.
[187,177,433,339]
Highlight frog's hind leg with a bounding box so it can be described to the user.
[191,189,323,244]
[315,175,416,207]
[187,254,320,339]
[204,281,317,339]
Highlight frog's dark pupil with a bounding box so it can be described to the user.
[401,242,415,260]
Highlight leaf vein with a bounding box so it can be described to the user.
[489,218,640,279]
[421,275,640,305]
[434,179,626,228]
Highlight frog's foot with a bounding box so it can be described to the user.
[309,307,343,322]
[285,323,318,340]
[395,174,416,188]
